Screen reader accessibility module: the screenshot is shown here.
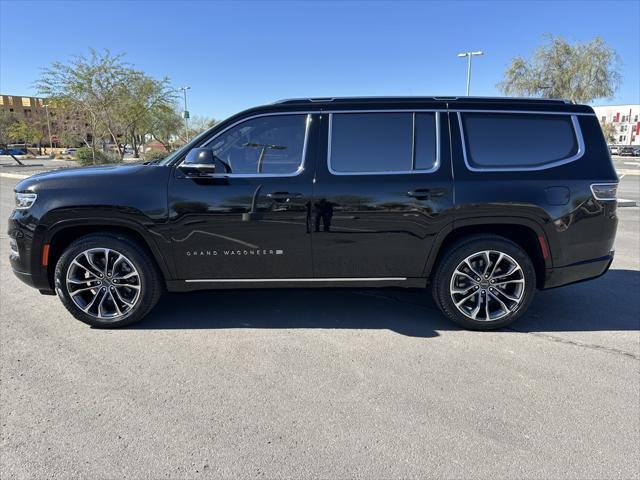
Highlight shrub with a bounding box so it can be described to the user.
[143,150,169,162]
[75,148,119,166]
[75,147,102,166]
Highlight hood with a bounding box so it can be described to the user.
[16,164,149,192]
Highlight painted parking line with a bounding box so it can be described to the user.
[0,172,30,180]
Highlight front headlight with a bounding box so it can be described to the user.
[15,192,37,210]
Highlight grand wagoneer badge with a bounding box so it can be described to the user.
[186,249,284,257]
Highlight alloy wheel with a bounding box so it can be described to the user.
[449,250,525,322]
[65,248,142,320]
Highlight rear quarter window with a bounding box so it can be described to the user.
[459,112,581,170]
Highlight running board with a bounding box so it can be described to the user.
[185,277,407,283]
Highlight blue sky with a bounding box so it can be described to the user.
[1,0,638,120]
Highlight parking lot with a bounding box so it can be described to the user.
[0,166,639,478]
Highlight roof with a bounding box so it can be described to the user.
[219,95,594,126]
[273,96,573,105]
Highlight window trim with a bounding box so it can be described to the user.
[327,110,441,176]
[178,112,312,178]
[457,111,586,172]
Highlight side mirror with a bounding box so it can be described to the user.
[180,148,218,176]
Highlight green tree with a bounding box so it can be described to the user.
[147,103,183,151]
[8,120,41,147]
[115,73,176,158]
[0,110,18,147]
[50,98,99,149]
[0,110,26,164]
[36,49,133,163]
[37,49,181,162]
[20,114,51,154]
[498,35,622,103]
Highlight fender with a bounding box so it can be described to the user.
[421,215,552,278]
[37,213,175,285]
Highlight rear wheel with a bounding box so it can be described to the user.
[432,235,536,330]
[54,233,162,328]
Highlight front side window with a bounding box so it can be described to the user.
[329,112,438,174]
[193,114,308,175]
[460,112,580,169]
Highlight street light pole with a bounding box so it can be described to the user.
[179,86,191,143]
[43,104,53,153]
[457,51,483,96]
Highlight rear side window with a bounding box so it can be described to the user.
[460,112,580,169]
[329,112,438,174]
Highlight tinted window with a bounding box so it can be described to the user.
[461,113,579,168]
[198,114,307,174]
[414,113,437,170]
[329,112,438,173]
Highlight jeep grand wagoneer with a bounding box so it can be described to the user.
[9,97,618,329]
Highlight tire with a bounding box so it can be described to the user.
[54,233,162,328]
[431,235,536,330]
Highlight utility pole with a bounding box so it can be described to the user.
[457,51,483,96]
[179,86,191,143]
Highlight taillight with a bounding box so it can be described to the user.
[590,183,618,201]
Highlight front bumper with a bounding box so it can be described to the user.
[542,251,614,289]
[8,216,54,295]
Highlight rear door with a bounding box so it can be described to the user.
[311,107,454,279]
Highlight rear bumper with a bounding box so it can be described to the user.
[542,251,614,289]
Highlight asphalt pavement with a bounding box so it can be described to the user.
[0,173,639,479]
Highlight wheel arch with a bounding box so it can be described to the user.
[43,219,172,291]
[424,217,550,289]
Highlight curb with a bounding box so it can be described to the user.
[618,199,638,207]
[617,169,640,176]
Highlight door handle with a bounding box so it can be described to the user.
[407,188,444,200]
[407,188,445,200]
[407,189,432,200]
[267,192,301,201]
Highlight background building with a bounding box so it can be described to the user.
[592,104,640,146]
[0,93,92,147]
[0,94,46,124]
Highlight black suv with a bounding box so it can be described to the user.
[9,97,618,330]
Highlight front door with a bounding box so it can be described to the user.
[311,109,454,279]
[168,113,318,280]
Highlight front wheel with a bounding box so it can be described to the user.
[432,235,536,330]
[55,233,162,328]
